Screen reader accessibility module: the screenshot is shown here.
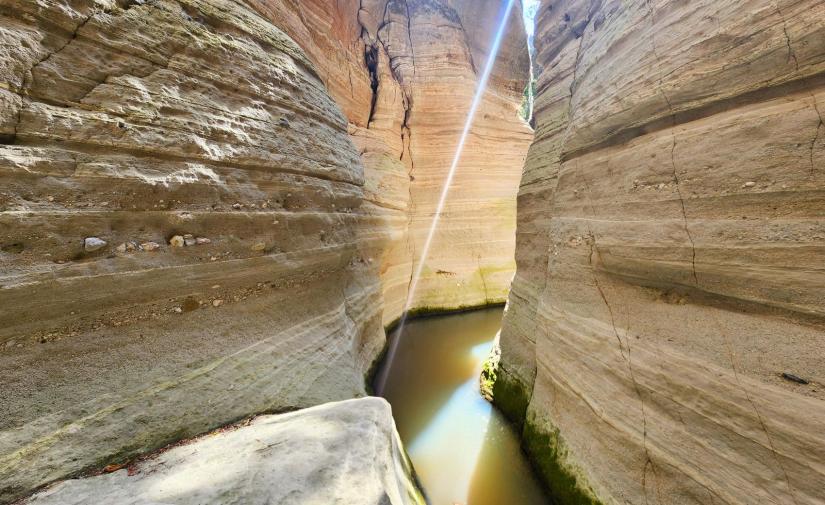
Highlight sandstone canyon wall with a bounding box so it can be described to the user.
[248,0,533,324]
[0,1,386,501]
[0,0,530,502]
[495,1,825,504]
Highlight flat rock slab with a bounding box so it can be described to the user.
[25,398,425,505]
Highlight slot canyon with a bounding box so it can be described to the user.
[0,1,823,504]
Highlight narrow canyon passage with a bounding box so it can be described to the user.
[376,308,548,505]
[0,0,534,502]
[2,0,824,503]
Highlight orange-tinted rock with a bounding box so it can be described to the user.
[250,0,533,324]
[0,1,382,501]
[0,0,530,501]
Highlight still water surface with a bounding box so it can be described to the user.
[377,308,549,505]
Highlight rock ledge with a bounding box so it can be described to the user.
[24,398,425,505]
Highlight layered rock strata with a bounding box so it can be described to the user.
[24,398,426,505]
[248,0,533,324]
[0,1,383,501]
[496,1,825,504]
[0,0,530,502]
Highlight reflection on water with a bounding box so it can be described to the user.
[377,308,549,505]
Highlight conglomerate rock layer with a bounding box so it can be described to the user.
[495,1,825,504]
[0,0,530,502]
[0,1,387,502]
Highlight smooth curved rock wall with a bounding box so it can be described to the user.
[24,398,426,505]
[496,1,825,504]
[0,1,384,502]
[0,0,531,502]
[248,0,534,325]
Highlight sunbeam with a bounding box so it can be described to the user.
[375,0,518,395]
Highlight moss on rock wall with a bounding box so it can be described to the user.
[522,414,604,505]
[491,366,605,505]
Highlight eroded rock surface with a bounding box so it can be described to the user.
[496,1,825,504]
[0,0,530,502]
[24,398,426,505]
[0,1,383,501]
[249,0,534,323]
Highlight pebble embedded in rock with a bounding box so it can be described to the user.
[196,237,211,245]
[140,241,161,252]
[115,243,127,253]
[84,237,107,252]
[251,242,266,252]
[169,235,185,248]
[212,299,223,307]
[184,237,196,247]
[743,181,756,187]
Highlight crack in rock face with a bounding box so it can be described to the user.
[495,1,825,505]
[4,1,825,504]
[0,0,532,503]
